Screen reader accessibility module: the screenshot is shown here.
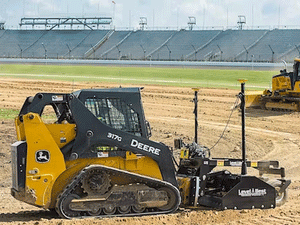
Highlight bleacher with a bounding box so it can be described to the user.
[94,31,131,59]
[0,28,300,62]
[244,29,300,62]
[67,30,109,58]
[98,30,177,60]
[23,30,92,59]
[196,30,268,61]
[0,30,45,58]
[152,30,221,60]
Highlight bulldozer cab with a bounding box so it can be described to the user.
[271,59,300,92]
[292,58,300,87]
[281,58,300,90]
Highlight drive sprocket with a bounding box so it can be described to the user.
[81,169,111,195]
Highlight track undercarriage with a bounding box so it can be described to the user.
[56,165,180,219]
[260,95,300,111]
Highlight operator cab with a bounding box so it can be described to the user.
[292,58,300,88]
[273,59,300,91]
[73,87,151,139]
[18,87,150,139]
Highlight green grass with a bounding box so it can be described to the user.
[0,64,276,89]
[0,108,19,120]
[0,108,58,120]
[0,64,277,120]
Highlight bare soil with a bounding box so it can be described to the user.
[0,77,300,224]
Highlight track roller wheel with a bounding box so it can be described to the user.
[87,207,102,216]
[132,205,145,213]
[260,101,267,110]
[103,205,117,215]
[118,205,131,214]
[56,194,81,219]
[157,187,177,211]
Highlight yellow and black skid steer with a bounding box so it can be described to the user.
[11,83,290,219]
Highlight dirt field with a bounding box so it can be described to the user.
[0,77,300,224]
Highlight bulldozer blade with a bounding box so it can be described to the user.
[245,91,263,108]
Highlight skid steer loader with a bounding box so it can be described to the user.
[11,83,290,219]
[246,58,300,111]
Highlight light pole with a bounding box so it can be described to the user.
[41,43,47,59]
[112,1,116,29]
[268,44,274,63]
[116,45,121,59]
[243,45,249,62]
[66,44,71,59]
[191,44,197,61]
[90,44,95,59]
[140,45,146,60]
[217,45,223,62]
[18,44,23,58]
[165,44,171,61]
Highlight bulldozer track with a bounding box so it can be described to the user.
[259,95,300,112]
[55,164,181,219]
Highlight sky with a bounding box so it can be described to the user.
[1,0,300,29]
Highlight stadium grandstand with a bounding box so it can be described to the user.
[0,17,300,62]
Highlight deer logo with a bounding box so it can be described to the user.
[35,150,50,163]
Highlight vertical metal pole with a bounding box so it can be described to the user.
[240,82,247,175]
[268,45,274,63]
[192,88,199,144]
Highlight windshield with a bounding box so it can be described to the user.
[85,97,142,136]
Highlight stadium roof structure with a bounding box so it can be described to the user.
[19,17,112,30]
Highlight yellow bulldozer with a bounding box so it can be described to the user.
[246,58,300,111]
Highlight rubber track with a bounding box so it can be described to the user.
[55,164,181,219]
[262,96,300,102]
